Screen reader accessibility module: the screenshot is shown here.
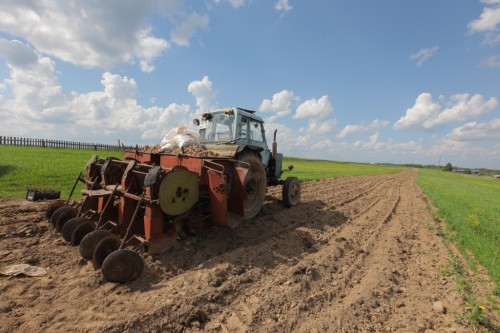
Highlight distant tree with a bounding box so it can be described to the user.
[443,162,453,172]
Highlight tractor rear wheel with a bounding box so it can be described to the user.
[239,153,266,219]
[283,177,301,208]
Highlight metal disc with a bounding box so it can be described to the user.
[92,234,121,269]
[61,217,87,242]
[70,221,95,246]
[54,206,78,232]
[50,206,71,228]
[101,249,144,283]
[45,200,65,220]
[158,168,199,216]
[79,230,112,259]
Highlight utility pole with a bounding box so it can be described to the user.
[438,155,441,167]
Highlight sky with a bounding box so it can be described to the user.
[0,0,499,169]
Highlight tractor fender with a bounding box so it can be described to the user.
[235,145,263,160]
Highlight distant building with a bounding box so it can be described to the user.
[471,169,480,175]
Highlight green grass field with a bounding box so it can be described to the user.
[0,146,122,199]
[418,169,500,291]
[0,146,405,199]
[283,157,404,181]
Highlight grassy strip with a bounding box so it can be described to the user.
[0,146,122,199]
[444,238,499,329]
[417,168,500,293]
[283,157,405,181]
[0,147,405,199]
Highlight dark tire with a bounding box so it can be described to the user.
[283,177,301,208]
[70,221,95,246]
[61,217,87,242]
[50,206,77,230]
[79,230,112,260]
[55,207,78,232]
[238,153,266,219]
[102,249,144,283]
[92,234,121,269]
[46,200,65,220]
[49,206,66,228]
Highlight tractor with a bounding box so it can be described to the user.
[47,107,300,283]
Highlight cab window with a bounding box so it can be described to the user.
[249,120,264,142]
[239,117,248,139]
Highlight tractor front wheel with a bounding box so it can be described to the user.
[282,177,300,208]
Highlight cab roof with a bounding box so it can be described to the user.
[209,107,264,122]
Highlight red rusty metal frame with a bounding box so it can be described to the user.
[75,151,249,254]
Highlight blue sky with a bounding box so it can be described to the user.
[0,0,499,168]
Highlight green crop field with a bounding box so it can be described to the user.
[0,146,405,199]
[418,169,500,291]
[283,157,405,181]
[0,146,122,199]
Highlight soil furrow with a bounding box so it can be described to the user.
[0,170,476,333]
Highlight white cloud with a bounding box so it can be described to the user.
[447,119,500,141]
[187,76,217,113]
[290,96,336,149]
[394,93,440,130]
[0,42,192,143]
[213,0,246,8]
[259,90,298,122]
[275,0,293,13]
[294,95,333,120]
[394,92,498,131]
[336,119,390,139]
[353,132,386,150]
[0,1,214,72]
[0,39,38,68]
[263,121,295,152]
[171,13,209,46]
[262,94,337,157]
[0,41,64,122]
[426,136,499,166]
[302,118,337,135]
[480,55,500,67]
[409,46,439,66]
[425,93,498,127]
[338,134,423,160]
[468,0,500,44]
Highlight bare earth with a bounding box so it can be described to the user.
[0,170,492,332]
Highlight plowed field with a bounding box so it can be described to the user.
[0,170,485,332]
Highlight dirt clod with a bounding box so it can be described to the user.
[433,301,446,314]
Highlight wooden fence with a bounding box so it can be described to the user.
[0,136,134,151]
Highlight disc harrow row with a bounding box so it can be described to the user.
[46,150,300,283]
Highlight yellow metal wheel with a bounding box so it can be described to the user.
[158,168,199,216]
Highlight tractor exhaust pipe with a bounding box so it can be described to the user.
[272,129,278,158]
